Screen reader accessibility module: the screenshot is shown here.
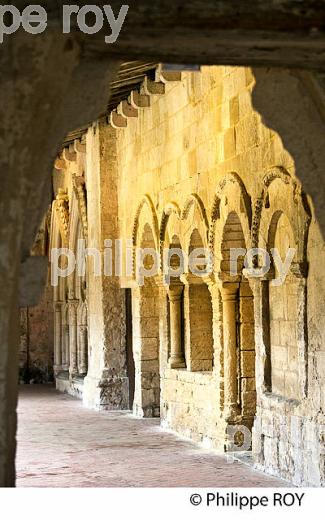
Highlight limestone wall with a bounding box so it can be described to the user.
[49,64,325,486]
[111,66,325,485]
[19,282,54,384]
[161,369,220,447]
[19,214,54,384]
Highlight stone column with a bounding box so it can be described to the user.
[78,325,88,376]
[246,276,272,395]
[60,303,68,370]
[207,280,223,377]
[68,300,79,378]
[53,301,63,373]
[221,283,240,420]
[64,322,70,371]
[168,284,185,368]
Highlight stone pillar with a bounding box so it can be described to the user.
[78,325,88,376]
[168,284,185,368]
[248,277,271,394]
[221,283,240,420]
[68,300,79,378]
[63,322,70,372]
[60,303,68,370]
[83,123,128,410]
[132,283,160,418]
[0,32,118,486]
[53,301,62,373]
[207,281,223,377]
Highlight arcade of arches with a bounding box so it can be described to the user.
[20,65,325,487]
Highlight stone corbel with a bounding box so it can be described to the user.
[110,110,127,129]
[143,76,165,96]
[156,64,182,83]
[130,90,150,109]
[161,64,201,73]
[118,100,138,118]
[54,156,67,171]
[62,146,77,163]
[73,139,86,154]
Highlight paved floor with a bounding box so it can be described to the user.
[16,385,287,487]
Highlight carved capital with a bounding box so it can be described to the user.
[221,282,239,299]
[53,300,63,312]
[55,189,69,243]
[68,299,79,324]
[73,175,88,241]
[167,283,184,301]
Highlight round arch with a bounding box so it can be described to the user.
[210,173,252,276]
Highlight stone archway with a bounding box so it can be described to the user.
[132,222,161,418]
[219,211,256,432]
[209,174,256,448]
[251,169,313,483]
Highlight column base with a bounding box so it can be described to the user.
[56,371,84,400]
[223,403,241,423]
[69,369,79,380]
[169,358,186,369]
[83,374,129,410]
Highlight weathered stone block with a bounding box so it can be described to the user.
[240,351,255,378]
[240,323,255,350]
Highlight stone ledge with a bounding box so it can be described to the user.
[163,368,214,384]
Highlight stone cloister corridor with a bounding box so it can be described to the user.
[1,2,325,491]
[16,385,286,487]
[14,61,323,489]
[11,62,325,489]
